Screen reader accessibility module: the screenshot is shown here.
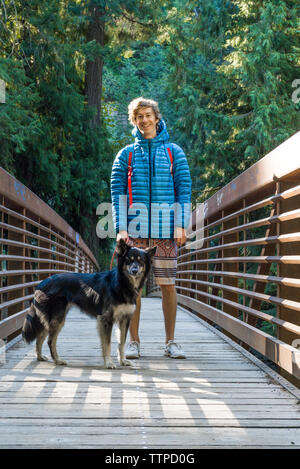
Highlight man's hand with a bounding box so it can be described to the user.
[174,226,187,247]
[117,228,186,247]
[117,230,129,243]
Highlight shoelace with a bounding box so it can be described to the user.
[166,341,182,350]
[128,341,139,350]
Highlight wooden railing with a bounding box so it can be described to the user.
[0,167,99,344]
[148,131,300,383]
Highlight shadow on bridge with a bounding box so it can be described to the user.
[0,297,299,448]
[1,132,300,448]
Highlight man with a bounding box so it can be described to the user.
[111,97,191,359]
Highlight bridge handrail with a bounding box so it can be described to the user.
[148,131,300,382]
[0,167,99,343]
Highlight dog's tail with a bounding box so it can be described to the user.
[22,303,44,343]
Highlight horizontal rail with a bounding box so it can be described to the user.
[0,308,29,341]
[0,168,98,265]
[148,131,300,383]
[179,233,300,261]
[0,221,77,254]
[0,255,75,266]
[176,284,300,335]
[0,204,76,251]
[186,209,300,252]
[0,294,34,310]
[0,269,75,277]
[188,184,300,244]
[0,238,76,262]
[176,279,300,322]
[199,131,300,220]
[176,270,300,289]
[0,280,40,294]
[178,256,300,265]
[0,166,99,343]
[177,294,300,380]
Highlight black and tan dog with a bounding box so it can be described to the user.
[22,239,156,368]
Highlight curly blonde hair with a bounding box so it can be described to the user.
[128,97,162,126]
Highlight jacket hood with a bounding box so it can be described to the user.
[132,119,170,145]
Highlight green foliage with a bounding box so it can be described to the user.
[0,1,116,264]
[0,57,42,173]
[165,0,300,201]
[1,0,299,272]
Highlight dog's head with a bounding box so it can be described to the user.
[116,239,156,285]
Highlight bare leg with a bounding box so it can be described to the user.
[160,284,177,344]
[129,290,142,343]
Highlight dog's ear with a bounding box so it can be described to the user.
[115,238,128,256]
[145,246,157,258]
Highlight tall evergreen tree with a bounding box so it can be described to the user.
[0,0,112,260]
[0,1,42,173]
[0,0,168,263]
[1,0,299,261]
[227,0,300,161]
[166,0,237,202]
[165,0,300,201]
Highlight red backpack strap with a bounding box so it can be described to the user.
[166,145,176,196]
[166,146,173,175]
[128,149,133,208]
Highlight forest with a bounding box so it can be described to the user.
[0,0,299,267]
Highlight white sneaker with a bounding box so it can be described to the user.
[126,341,140,359]
[164,340,186,359]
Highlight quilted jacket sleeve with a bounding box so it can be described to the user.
[110,148,128,234]
[172,143,192,229]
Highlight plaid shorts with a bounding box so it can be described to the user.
[128,237,178,285]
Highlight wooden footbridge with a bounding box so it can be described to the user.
[0,132,300,449]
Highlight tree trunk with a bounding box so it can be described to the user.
[85,4,104,128]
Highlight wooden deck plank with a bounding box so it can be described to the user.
[0,387,292,398]
[0,297,299,449]
[1,418,300,428]
[0,427,299,448]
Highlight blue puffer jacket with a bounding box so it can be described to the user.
[111,119,192,239]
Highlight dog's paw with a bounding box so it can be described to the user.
[55,359,67,366]
[37,355,48,362]
[105,361,117,369]
[121,359,133,367]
